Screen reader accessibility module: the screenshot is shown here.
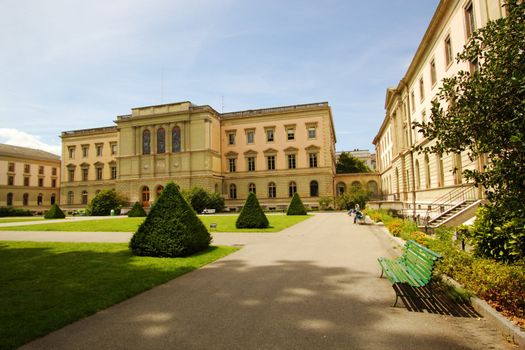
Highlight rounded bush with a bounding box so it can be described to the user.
[286,192,307,215]
[127,202,147,217]
[44,204,65,219]
[235,192,269,228]
[129,182,211,257]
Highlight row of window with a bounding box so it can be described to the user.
[227,125,317,146]
[7,163,58,176]
[228,153,318,172]
[142,127,181,155]
[6,176,57,188]
[5,192,57,206]
[67,165,117,182]
[68,142,117,159]
[227,181,319,199]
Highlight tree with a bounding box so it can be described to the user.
[44,203,66,219]
[127,202,147,217]
[413,1,525,262]
[87,190,127,216]
[336,152,371,173]
[336,185,371,210]
[182,187,225,213]
[235,192,269,228]
[318,196,333,210]
[286,192,307,215]
[130,182,211,257]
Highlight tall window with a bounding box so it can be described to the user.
[266,129,274,142]
[419,77,425,102]
[82,168,89,181]
[111,166,117,179]
[308,127,316,139]
[52,179,56,188]
[445,35,453,67]
[39,166,44,175]
[229,158,236,172]
[82,146,89,158]
[454,153,463,185]
[67,191,74,205]
[51,194,56,205]
[288,154,296,169]
[410,91,415,113]
[96,167,103,181]
[267,156,275,170]
[415,160,421,190]
[24,164,30,173]
[268,182,276,198]
[111,143,117,155]
[142,186,150,207]
[172,126,181,152]
[246,130,254,144]
[38,178,44,187]
[247,157,256,172]
[229,184,237,199]
[248,183,256,194]
[68,168,75,182]
[96,144,103,156]
[465,2,475,39]
[37,193,43,206]
[52,167,57,176]
[23,193,29,206]
[337,182,346,195]
[68,147,75,159]
[82,191,88,205]
[424,154,431,189]
[157,128,166,153]
[437,154,445,187]
[287,128,295,141]
[143,129,151,155]
[7,193,13,206]
[288,181,297,197]
[8,176,14,186]
[8,162,15,172]
[156,185,164,198]
[310,180,319,197]
[309,153,318,168]
[430,59,437,86]
[228,133,235,145]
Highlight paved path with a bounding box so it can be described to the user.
[16,213,512,349]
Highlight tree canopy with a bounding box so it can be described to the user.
[336,152,371,173]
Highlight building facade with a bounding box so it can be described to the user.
[373,0,504,223]
[60,101,341,210]
[0,143,60,212]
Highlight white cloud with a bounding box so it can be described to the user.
[0,128,61,155]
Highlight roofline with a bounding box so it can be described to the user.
[61,126,117,138]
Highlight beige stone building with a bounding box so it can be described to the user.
[0,143,60,212]
[60,101,339,210]
[372,0,504,227]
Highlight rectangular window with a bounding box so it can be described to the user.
[247,157,255,171]
[287,128,295,141]
[246,131,254,144]
[288,154,296,169]
[430,59,437,86]
[68,169,75,182]
[308,127,316,139]
[309,153,318,168]
[111,143,117,155]
[8,176,14,186]
[68,147,75,159]
[410,91,415,112]
[24,164,30,173]
[82,146,89,158]
[52,167,57,176]
[419,77,425,102]
[8,162,15,172]
[96,144,103,156]
[52,179,56,188]
[111,166,117,179]
[96,167,103,181]
[465,2,475,39]
[267,155,275,170]
[228,158,236,172]
[445,35,453,67]
[82,168,89,181]
[266,129,274,142]
[38,166,44,175]
[38,178,44,187]
[228,133,235,145]
[422,110,427,124]
[23,176,29,186]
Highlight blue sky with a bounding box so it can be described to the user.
[0,0,438,155]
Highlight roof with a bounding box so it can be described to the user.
[0,143,60,162]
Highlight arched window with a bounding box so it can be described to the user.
[81,191,88,205]
[23,193,29,206]
[248,183,256,194]
[288,181,297,197]
[142,186,150,207]
[268,182,276,198]
[229,184,237,199]
[424,154,431,188]
[51,193,56,205]
[172,126,181,152]
[367,180,378,194]
[415,159,421,190]
[336,182,346,195]
[143,129,151,155]
[37,193,43,206]
[437,154,444,187]
[310,180,319,197]
[7,193,13,206]
[395,168,400,194]
[67,191,74,205]
[157,127,165,153]
[156,185,164,198]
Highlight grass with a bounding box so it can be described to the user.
[0,241,238,349]
[0,214,312,233]
[0,217,45,224]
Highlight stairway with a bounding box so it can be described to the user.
[427,200,478,228]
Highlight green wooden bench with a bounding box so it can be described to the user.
[378,240,442,307]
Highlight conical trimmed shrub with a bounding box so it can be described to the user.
[127,202,147,217]
[286,192,307,215]
[236,192,269,228]
[44,203,66,219]
[130,182,211,257]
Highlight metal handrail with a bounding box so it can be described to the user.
[424,183,477,224]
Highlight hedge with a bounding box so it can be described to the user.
[236,192,269,229]
[286,193,307,215]
[127,202,147,217]
[44,204,66,219]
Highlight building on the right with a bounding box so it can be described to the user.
[372,0,505,228]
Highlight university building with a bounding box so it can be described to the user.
[0,143,60,212]
[372,0,504,227]
[60,101,379,210]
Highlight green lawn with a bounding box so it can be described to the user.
[0,241,238,350]
[0,217,45,224]
[0,214,311,233]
